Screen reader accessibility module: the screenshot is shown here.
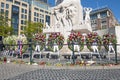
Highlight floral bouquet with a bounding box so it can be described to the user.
[34,33,46,51]
[102,34,117,50]
[67,32,84,51]
[86,32,102,51]
[47,33,64,52]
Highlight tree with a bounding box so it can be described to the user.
[0,12,13,37]
[23,21,43,39]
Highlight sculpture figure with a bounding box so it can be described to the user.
[46,22,50,28]
[52,0,82,27]
[84,7,92,22]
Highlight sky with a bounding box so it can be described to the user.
[48,0,120,22]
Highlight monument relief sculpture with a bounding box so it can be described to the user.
[52,0,82,28]
[44,0,92,44]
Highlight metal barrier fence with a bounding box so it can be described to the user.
[0,43,120,65]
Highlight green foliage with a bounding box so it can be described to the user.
[23,21,43,39]
[0,12,13,37]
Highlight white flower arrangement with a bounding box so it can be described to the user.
[3,34,28,53]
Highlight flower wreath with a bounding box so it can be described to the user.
[67,32,84,51]
[86,32,102,51]
[34,33,46,51]
[47,33,64,52]
[102,34,117,51]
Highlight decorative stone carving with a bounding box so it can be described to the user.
[43,0,92,46]
[52,0,83,28]
[45,22,50,29]
[84,8,92,23]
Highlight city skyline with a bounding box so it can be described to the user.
[48,0,120,22]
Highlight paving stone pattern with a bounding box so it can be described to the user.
[8,69,120,80]
[0,63,38,80]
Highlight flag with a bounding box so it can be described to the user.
[20,41,22,56]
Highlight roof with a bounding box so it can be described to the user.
[90,7,111,14]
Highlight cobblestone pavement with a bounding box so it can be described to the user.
[1,63,120,80]
[8,68,120,80]
[0,63,39,80]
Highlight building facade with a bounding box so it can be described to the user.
[90,7,119,31]
[0,0,51,35]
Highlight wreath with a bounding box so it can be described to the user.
[47,33,64,52]
[102,34,117,51]
[34,33,46,51]
[67,32,84,51]
[86,32,102,51]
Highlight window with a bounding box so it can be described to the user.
[40,9,44,12]
[100,12,107,18]
[6,0,13,2]
[21,20,24,24]
[34,7,39,11]
[21,26,24,30]
[34,12,36,16]
[21,14,24,18]
[90,14,97,20]
[1,3,4,8]
[5,10,9,16]
[37,18,39,22]
[15,1,20,5]
[25,9,27,14]
[1,9,4,13]
[45,11,48,14]
[22,3,27,8]
[40,19,41,22]
[40,14,44,18]
[22,8,24,13]
[37,13,39,17]
[102,25,107,29]
[25,15,27,19]
[42,20,44,23]
[34,17,36,22]
[6,4,9,9]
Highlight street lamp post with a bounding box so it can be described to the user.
[29,39,33,64]
[72,41,75,64]
[115,43,118,64]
